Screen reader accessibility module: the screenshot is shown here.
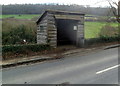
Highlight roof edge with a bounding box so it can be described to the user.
[46,9,85,15]
[36,10,85,25]
[36,11,48,25]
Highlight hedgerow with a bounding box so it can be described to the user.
[2,44,50,60]
[2,44,50,53]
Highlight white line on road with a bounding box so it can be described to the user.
[96,64,120,74]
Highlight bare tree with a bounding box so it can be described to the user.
[107,0,120,23]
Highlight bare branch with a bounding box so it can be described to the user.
[107,0,120,23]
[112,2,118,6]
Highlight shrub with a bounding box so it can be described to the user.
[2,19,37,45]
[85,36,119,46]
[99,24,119,38]
[2,44,50,60]
[2,44,50,53]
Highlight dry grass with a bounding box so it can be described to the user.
[2,19,37,45]
[99,24,119,37]
[2,18,36,32]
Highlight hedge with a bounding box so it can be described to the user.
[85,36,120,45]
[2,44,50,54]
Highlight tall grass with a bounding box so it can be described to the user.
[2,19,37,45]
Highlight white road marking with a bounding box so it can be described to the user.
[96,64,120,74]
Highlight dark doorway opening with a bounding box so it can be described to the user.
[56,19,78,46]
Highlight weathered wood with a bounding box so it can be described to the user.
[47,30,57,34]
[47,10,85,16]
[46,13,57,47]
[76,24,84,47]
[36,10,85,48]
[55,14,82,20]
[48,29,56,31]
[40,20,47,23]
[39,23,47,26]
[48,21,55,24]
[37,15,48,44]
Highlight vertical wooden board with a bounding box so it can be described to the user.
[77,24,85,47]
[77,25,84,37]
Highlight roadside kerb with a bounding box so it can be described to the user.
[2,56,58,68]
[104,44,120,50]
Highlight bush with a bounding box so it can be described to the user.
[2,19,37,45]
[85,36,119,46]
[2,44,50,53]
[2,44,50,60]
[99,24,119,38]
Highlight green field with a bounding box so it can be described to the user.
[0,14,40,19]
[85,22,118,39]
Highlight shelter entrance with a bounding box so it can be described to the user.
[56,19,79,46]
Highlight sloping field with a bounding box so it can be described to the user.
[0,14,40,19]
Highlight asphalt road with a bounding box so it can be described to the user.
[2,47,119,84]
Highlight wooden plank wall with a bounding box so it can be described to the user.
[55,14,81,20]
[47,13,57,48]
[76,16,85,47]
[37,12,85,48]
[37,15,48,44]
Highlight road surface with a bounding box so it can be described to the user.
[2,47,119,84]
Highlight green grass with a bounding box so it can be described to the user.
[85,22,118,39]
[0,14,40,19]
